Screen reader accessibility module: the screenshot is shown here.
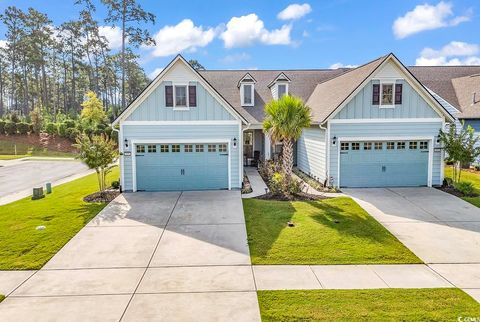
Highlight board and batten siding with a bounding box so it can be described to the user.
[297,127,327,183]
[328,121,444,187]
[122,124,241,191]
[334,80,439,120]
[126,81,235,121]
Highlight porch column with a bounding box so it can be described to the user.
[264,133,272,160]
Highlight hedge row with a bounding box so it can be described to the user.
[0,120,115,141]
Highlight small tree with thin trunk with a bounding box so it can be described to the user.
[74,133,118,193]
[263,95,312,178]
[439,123,480,183]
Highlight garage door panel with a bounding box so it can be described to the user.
[340,140,429,188]
[136,143,228,191]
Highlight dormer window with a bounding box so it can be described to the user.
[238,73,256,107]
[268,72,291,100]
[242,84,254,106]
[277,83,288,98]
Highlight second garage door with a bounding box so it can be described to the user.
[339,140,429,188]
[135,143,229,191]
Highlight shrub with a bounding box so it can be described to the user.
[111,180,120,190]
[65,127,80,141]
[45,122,57,135]
[454,181,476,197]
[16,122,30,135]
[64,119,75,129]
[0,120,5,134]
[58,122,68,137]
[269,171,303,195]
[4,121,17,135]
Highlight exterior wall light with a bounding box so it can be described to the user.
[124,139,128,148]
[233,137,237,148]
[332,136,337,146]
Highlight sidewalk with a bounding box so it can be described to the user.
[252,264,453,290]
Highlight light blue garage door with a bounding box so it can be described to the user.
[136,143,229,191]
[340,140,429,188]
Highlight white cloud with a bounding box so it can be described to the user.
[0,40,8,49]
[149,19,216,57]
[220,52,251,64]
[393,1,471,39]
[329,62,358,69]
[148,67,164,80]
[98,26,123,50]
[220,14,292,48]
[415,41,480,66]
[277,3,312,20]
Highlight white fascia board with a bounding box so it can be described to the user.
[113,55,248,126]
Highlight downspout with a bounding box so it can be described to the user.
[319,122,330,187]
[111,123,123,192]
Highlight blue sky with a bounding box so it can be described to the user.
[1,0,479,78]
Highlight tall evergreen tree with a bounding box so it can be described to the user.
[101,0,155,111]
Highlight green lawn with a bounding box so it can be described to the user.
[0,154,27,160]
[258,289,480,321]
[0,167,119,270]
[243,197,420,265]
[445,166,480,207]
[0,140,75,159]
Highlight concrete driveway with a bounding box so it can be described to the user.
[0,190,260,322]
[345,187,480,300]
[0,159,89,204]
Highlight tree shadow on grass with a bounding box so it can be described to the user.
[304,199,397,244]
[243,199,297,260]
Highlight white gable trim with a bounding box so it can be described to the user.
[267,72,291,88]
[325,54,455,123]
[237,72,257,88]
[113,55,247,126]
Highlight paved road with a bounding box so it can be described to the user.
[345,187,480,302]
[0,159,89,204]
[0,190,261,322]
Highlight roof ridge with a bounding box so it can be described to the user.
[199,68,350,72]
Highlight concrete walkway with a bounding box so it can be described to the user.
[242,167,268,198]
[0,191,261,322]
[345,187,480,303]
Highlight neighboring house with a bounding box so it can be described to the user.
[113,53,468,191]
[409,66,480,134]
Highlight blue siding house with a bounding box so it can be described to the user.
[114,53,460,192]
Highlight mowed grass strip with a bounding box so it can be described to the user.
[243,197,420,265]
[258,289,480,321]
[445,167,480,208]
[0,167,119,270]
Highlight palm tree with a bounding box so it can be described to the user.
[263,95,312,178]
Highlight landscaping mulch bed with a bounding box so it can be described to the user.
[437,186,465,198]
[255,192,329,201]
[83,190,120,203]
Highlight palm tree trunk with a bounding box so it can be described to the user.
[282,138,294,178]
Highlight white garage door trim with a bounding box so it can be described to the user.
[131,138,231,192]
[337,136,434,188]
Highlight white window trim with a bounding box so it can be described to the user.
[379,81,395,109]
[173,83,189,110]
[276,82,289,99]
[241,83,254,107]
